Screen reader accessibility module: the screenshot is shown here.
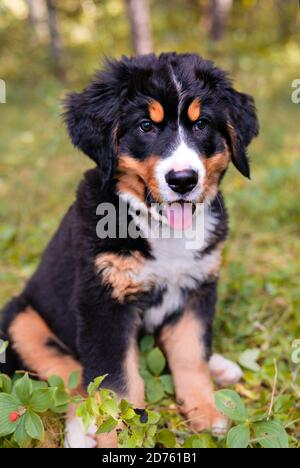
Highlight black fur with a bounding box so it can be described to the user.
[0,53,259,393]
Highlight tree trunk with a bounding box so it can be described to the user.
[26,0,38,27]
[208,0,233,41]
[125,0,153,55]
[275,0,293,42]
[25,0,48,41]
[45,0,66,81]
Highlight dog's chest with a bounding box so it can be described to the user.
[136,229,220,332]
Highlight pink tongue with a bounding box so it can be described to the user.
[166,203,193,230]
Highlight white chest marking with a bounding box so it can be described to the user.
[135,210,220,332]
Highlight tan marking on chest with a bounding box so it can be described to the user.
[95,251,151,303]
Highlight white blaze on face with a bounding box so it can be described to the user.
[155,128,206,230]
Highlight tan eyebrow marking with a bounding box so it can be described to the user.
[148,100,165,123]
[188,98,201,122]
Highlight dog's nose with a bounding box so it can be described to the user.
[165,169,198,195]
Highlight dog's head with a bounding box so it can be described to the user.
[65,53,259,226]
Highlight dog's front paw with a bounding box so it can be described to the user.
[64,416,97,449]
[181,397,228,436]
[209,354,243,387]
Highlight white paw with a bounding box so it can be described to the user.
[64,417,97,449]
[209,354,243,387]
[211,417,229,437]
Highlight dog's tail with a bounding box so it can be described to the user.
[0,295,29,376]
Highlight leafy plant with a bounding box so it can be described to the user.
[1,330,297,449]
[215,390,289,448]
[75,336,178,448]
[77,376,162,448]
[139,335,175,405]
[0,372,75,447]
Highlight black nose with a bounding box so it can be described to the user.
[165,169,199,195]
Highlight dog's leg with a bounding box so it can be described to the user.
[95,338,145,449]
[159,284,227,435]
[7,307,98,448]
[8,307,83,384]
[76,293,145,448]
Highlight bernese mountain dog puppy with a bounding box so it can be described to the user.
[0,53,259,448]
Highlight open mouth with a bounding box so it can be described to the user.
[163,201,196,230]
[145,188,198,230]
[148,199,198,231]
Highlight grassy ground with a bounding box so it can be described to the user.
[0,44,299,447]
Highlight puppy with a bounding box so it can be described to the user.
[0,53,258,447]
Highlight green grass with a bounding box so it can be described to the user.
[0,44,299,447]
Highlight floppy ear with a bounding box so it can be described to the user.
[225,89,259,179]
[64,62,125,185]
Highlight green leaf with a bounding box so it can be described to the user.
[24,411,44,442]
[86,395,99,415]
[29,389,53,413]
[120,400,136,421]
[131,425,146,447]
[147,348,166,376]
[0,341,8,354]
[52,388,70,407]
[253,420,289,448]
[14,417,32,448]
[156,429,177,448]
[101,398,119,418]
[51,403,69,414]
[120,399,131,414]
[227,424,250,448]
[32,381,48,391]
[184,434,217,448]
[97,416,118,434]
[68,371,80,390]
[215,390,248,422]
[160,374,175,395]
[118,428,138,448]
[274,395,294,414]
[239,349,261,372]
[140,335,155,352]
[146,378,165,403]
[14,373,33,404]
[48,375,65,389]
[0,394,21,437]
[0,374,12,393]
[87,375,108,396]
[145,410,160,425]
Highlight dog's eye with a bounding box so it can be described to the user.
[194,118,209,131]
[140,120,154,133]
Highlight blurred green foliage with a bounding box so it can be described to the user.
[0,0,299,448]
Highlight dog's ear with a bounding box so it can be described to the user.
[224,89,259,179]
[64,61,126,184]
